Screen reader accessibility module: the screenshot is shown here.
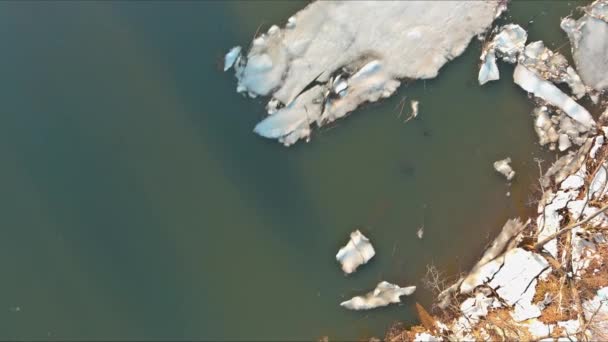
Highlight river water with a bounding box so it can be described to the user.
[0,1,589,340]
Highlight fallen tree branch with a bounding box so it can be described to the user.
[533,203,608,251]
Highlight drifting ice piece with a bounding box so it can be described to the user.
[231,1,502,145]
[416,226,424,239]
[520,41,588,99]
[478,50,500,85]
[336,230,375,274]
[513,64,595,129]
[561,0,608,91]
[223,46,242,71]
[493,24,528,63]
[533,107,559,149]
[410,100,419,119]
[340,281,416,310]
[493,157,515,181]
[478,24,527,85]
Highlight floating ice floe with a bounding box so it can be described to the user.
[493,157,515,181]
[520,40,588,99]
[531,105,591,152]
[513,64,595,130]
[340,281,416,310]
[416,226,424,239]
[542,138,594,188]
[533,106,559,149]
[410,100,419,119]
[493,24,528,63]
[478,50,499,85]
[223,46,242,72]
[336,230,375,274]
[561,0,608,92]
[478,24,527,85]
[230,1,503,145]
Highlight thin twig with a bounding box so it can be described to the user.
[579,301,604,341]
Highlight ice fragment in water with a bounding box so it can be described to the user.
[493,157,515,181]
[223,46,242,72]
[336,230,375,274]
[340,281,416,310]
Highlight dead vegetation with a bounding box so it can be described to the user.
[534,274,578,323]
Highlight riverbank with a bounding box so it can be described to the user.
[385,112,608,340]
[384,0,608,339]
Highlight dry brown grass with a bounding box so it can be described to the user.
[533,273,578,324]
[477,308,533,341]
[384,323,428,342]
[578,243,608,301]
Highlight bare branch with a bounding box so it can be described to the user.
[533,204,608,251]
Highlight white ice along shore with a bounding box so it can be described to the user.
[226,1,504,146]
[561,0,608,92]
[340,281,416,310]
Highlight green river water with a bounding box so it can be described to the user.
[0,1,592,340]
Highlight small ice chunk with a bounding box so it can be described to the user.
[494,157,515,181]
[493,24,528,63]
[558,134,572,151]
[286,16,296,29]
[336,230,375,274]
[414,333,441,342]
[561,174,585,190]
[267,25,279,35]
[224,46,242,71]
[460,292,497,324]
[410,100,419,118]
[417,226,424,239]
[590,135,605,158]
[590,165,608,199]
[561,2,608,92]
[533,107,559,147]
[478,50,500,85]
[513,64,595,129]
[340,281,416,310]
[478,24,526,85]
[520,40,588,99]
[332,75,348,95]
